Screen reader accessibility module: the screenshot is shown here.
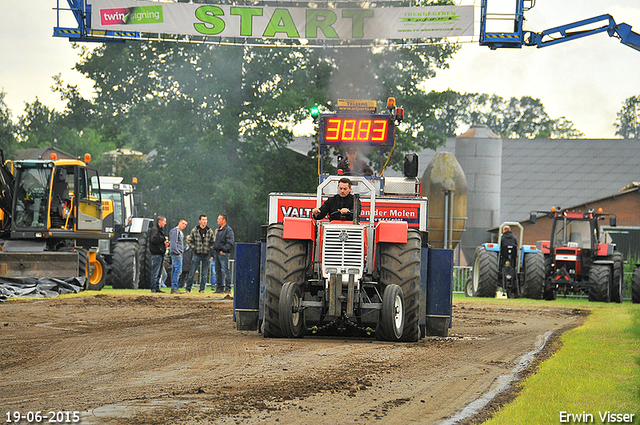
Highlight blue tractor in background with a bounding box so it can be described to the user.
[467,222,544,299]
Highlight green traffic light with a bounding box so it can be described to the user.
[310,106,320,119]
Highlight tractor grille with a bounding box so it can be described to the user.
[321,225,365,279]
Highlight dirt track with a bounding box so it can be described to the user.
[0,294,584,424]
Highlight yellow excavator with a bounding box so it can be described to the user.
[0,150,114,290]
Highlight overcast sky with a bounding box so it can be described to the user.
[2,0,640,138]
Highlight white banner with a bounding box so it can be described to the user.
[90,0,474,41]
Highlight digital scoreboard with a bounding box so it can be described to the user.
[318,114,394,146]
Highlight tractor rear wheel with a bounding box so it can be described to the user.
[632,266,640,304]
[609,252,623,303]
[111,241,140,289]
[588,265,611,302]
[472,246,498,298]
[279,281,305,338]
[263,224,308,338]
[377,229,421,342]
[521,252,544,299]
[376,284,405,342]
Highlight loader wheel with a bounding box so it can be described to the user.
[263,223,308,338]
[472,246,498,298]
[376,284,405,342]
[632,266,640,304]
[279,282,305,338]
[588,265,611,302]
[377,229,421,342]
[87,253,107,291]
[520,252,545,299]
[608,252,623,303]
[111,241,140,289]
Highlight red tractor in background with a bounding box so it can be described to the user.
[262,176,423,342]
[530,207,622,302]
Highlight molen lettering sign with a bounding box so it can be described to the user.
[91,0,474,41]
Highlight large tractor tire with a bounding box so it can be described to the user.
[87,252,107,291]
[279,282,305,338]
[472,246,498,298]
[377,229,421,342]
[608,252,623,303]
[588,265,611,302]
[376,284,405,342]
[632,266,640,304]
[520,252,545,299]
[136,232,153,289]
[263,223,308,338]
[111,241,141,289]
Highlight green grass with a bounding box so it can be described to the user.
[456,296,640,424]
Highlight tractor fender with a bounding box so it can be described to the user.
[482,243,500,252]
[282,217,315,241]
[596,243,615,257]
[375,221,407,244]
[117,236,141,244]
[537,241,551,255]
[522,245,537,253]
[592,260,614,267]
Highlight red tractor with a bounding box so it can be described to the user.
[530,207,622,302]
[262,176,424,342]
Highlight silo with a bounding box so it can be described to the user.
[454,125,502,264]
[420,152,467,250]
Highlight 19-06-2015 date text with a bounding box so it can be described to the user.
[5,411,80,423]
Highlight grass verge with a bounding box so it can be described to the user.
[469,298,640,424]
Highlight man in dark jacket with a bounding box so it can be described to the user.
[149,215,168,293]
[312,177,361,221]
[500,225,518,268]
[213,214,235,293]
[337,146,374,176]
[186,215,216,293]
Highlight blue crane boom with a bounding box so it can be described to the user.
[480,0,640,51]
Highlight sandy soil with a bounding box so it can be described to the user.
[0,294,585,425]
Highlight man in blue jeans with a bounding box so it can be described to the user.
[169,218,188,294]
[149,215,168,293]
[213,213,235,293]
[186,215,216,293]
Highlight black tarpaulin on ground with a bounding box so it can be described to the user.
[0,277,85,302]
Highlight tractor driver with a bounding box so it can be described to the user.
[312,177,361,221]
[500,225,518,267]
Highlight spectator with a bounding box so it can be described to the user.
[149,215,168,293]
[213,214,235,293]
[169,219,188,294]
[186,215,216,293]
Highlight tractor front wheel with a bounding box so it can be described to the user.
[588,265,611,302]
[279,282,305,338]
[376,284,405,342]
[87,252,107,291]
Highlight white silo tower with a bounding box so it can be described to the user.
[454,125,502,264]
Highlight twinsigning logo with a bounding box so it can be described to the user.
[100,6,164,26]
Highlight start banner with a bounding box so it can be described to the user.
[90,0,474,41]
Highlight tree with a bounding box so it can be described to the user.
[0,90,16,156]
[614,95,640,139]
[424,92,583,139]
